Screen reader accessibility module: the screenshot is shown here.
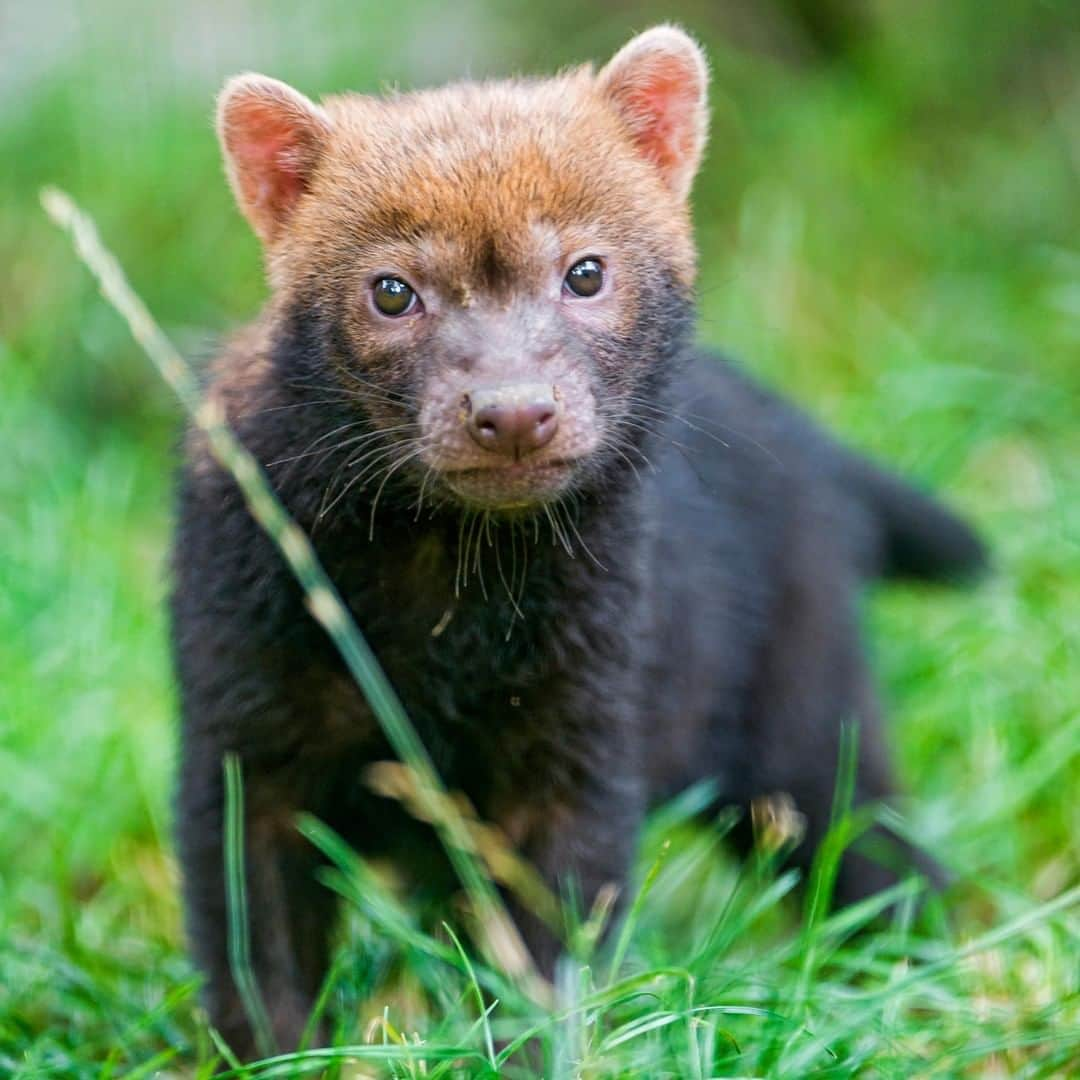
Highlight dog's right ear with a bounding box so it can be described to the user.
[217,74,333,245]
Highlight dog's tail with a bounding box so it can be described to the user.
[839,453,989,584]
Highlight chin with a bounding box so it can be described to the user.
[441,458,578,511]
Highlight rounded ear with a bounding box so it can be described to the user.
[217,74,333,244]
[596,25,709,202]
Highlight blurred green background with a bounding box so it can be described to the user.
[2,0,1078,1070]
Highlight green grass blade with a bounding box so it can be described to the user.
[223,754,275,1059]
[39,186,531,984]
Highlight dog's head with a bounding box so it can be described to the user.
[218,27,708,513]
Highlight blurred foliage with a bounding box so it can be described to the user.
[1,0,1078,1071]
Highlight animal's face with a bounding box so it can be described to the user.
[218,27,708,512]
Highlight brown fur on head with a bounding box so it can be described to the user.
[217,26,709,512]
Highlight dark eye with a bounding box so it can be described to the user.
[564,258,604,298]
[372,276,417,317]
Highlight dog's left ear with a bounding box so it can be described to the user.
[597,25,709,202]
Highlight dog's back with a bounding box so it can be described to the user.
[638,350,983,885]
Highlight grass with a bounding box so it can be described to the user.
[2,1,1079,1075]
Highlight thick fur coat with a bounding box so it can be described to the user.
[172,27,985,1055]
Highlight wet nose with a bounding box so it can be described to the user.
[465,384,559,460]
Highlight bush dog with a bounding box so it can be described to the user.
[172,26,985,1054]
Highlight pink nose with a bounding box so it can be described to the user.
[466,385,559,460]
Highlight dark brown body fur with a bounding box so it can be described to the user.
[172,30,985,1056]
[173,335,983,1053]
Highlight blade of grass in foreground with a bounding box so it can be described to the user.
[39,186,535,985]
[223,754,275,1059]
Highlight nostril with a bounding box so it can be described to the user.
[478,419,498,434]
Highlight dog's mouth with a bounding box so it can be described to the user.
[442,457,577,508]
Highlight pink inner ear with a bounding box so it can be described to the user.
[616,55,701,181]
[229,100,310,224]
